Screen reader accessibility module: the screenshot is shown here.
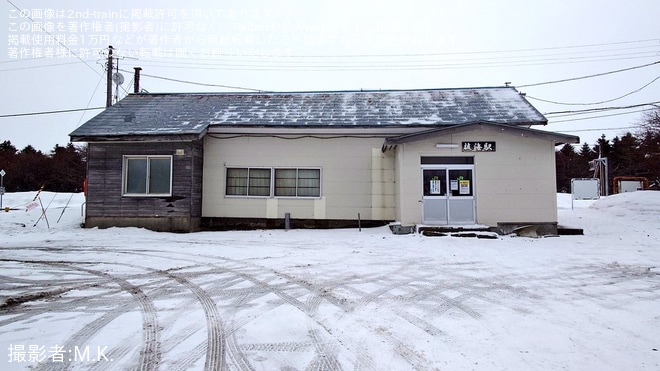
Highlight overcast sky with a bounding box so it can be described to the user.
[1,0,659,152]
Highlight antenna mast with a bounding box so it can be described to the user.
[114,57,120,104]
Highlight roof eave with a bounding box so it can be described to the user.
[70,131,207,143]
[384,121,577,146]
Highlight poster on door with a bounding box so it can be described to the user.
[459,179,470,195]
[430,179,442,194]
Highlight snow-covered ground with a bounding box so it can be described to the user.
[0,191,659,370]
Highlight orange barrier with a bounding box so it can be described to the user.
[612,176,649,193]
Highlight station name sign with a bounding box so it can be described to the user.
[462,141,496,152]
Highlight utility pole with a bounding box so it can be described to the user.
[590,157,609,196]
[106,45,113,108]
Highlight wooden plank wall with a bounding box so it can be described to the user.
[86,140,203,220]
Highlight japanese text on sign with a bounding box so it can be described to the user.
[462,141,496,152]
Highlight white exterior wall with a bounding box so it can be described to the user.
[473,132,558,226]
[202,135,396,221]
[395,126,559,226]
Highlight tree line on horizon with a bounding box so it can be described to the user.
[0,141,86,193]
[1,109,658,195]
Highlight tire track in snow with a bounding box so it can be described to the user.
[0,249,531,370]
[58,275,203,371]
[121,250,360,369]
[0,260,162,371]
[118,248,428,370]
[63,265,161,371]
[157,268,227,371]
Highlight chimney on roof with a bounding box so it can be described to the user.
[133,67,142,94]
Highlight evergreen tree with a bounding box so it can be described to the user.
[575,142,595,178]
[593,134,611,158]
[610,133,643,178]
[555,143,577,192]
[12,145,50,192]
[49,144,86,192]
[0,142,87,192]
[0,141,18,193]
[0,140,17,155]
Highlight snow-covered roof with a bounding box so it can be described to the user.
[70,87,547,140]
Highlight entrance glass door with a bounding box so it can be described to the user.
[422,166,475,224]
[422,169,448,223]
[447,168,475,224]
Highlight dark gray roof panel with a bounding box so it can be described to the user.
[70,94,212,138]
[70,87,547,138]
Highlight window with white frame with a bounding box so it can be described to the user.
[226,167,321,198]
[275,168,321,197]
[226,168,271,196]
[123,156,172,196]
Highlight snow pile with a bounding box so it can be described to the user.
[0,191,659,370]
[590,191,660,219]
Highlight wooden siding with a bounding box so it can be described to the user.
[85,140,203,231]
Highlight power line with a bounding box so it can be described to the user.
[549,108,654,124]
[120,41,659,65]
[518,60,660,88]
[0,60,98,72]
[544,101,660,116]
[4,39,655,74]
[107,38,659,73]
[558,125,639,133]
[120,69,266,92]
[526,75,660,106]
[121,52,658,72]
[0,107,104,118]
[74,74,106,129]
[134,38,660,59]
[282,38,660,58]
